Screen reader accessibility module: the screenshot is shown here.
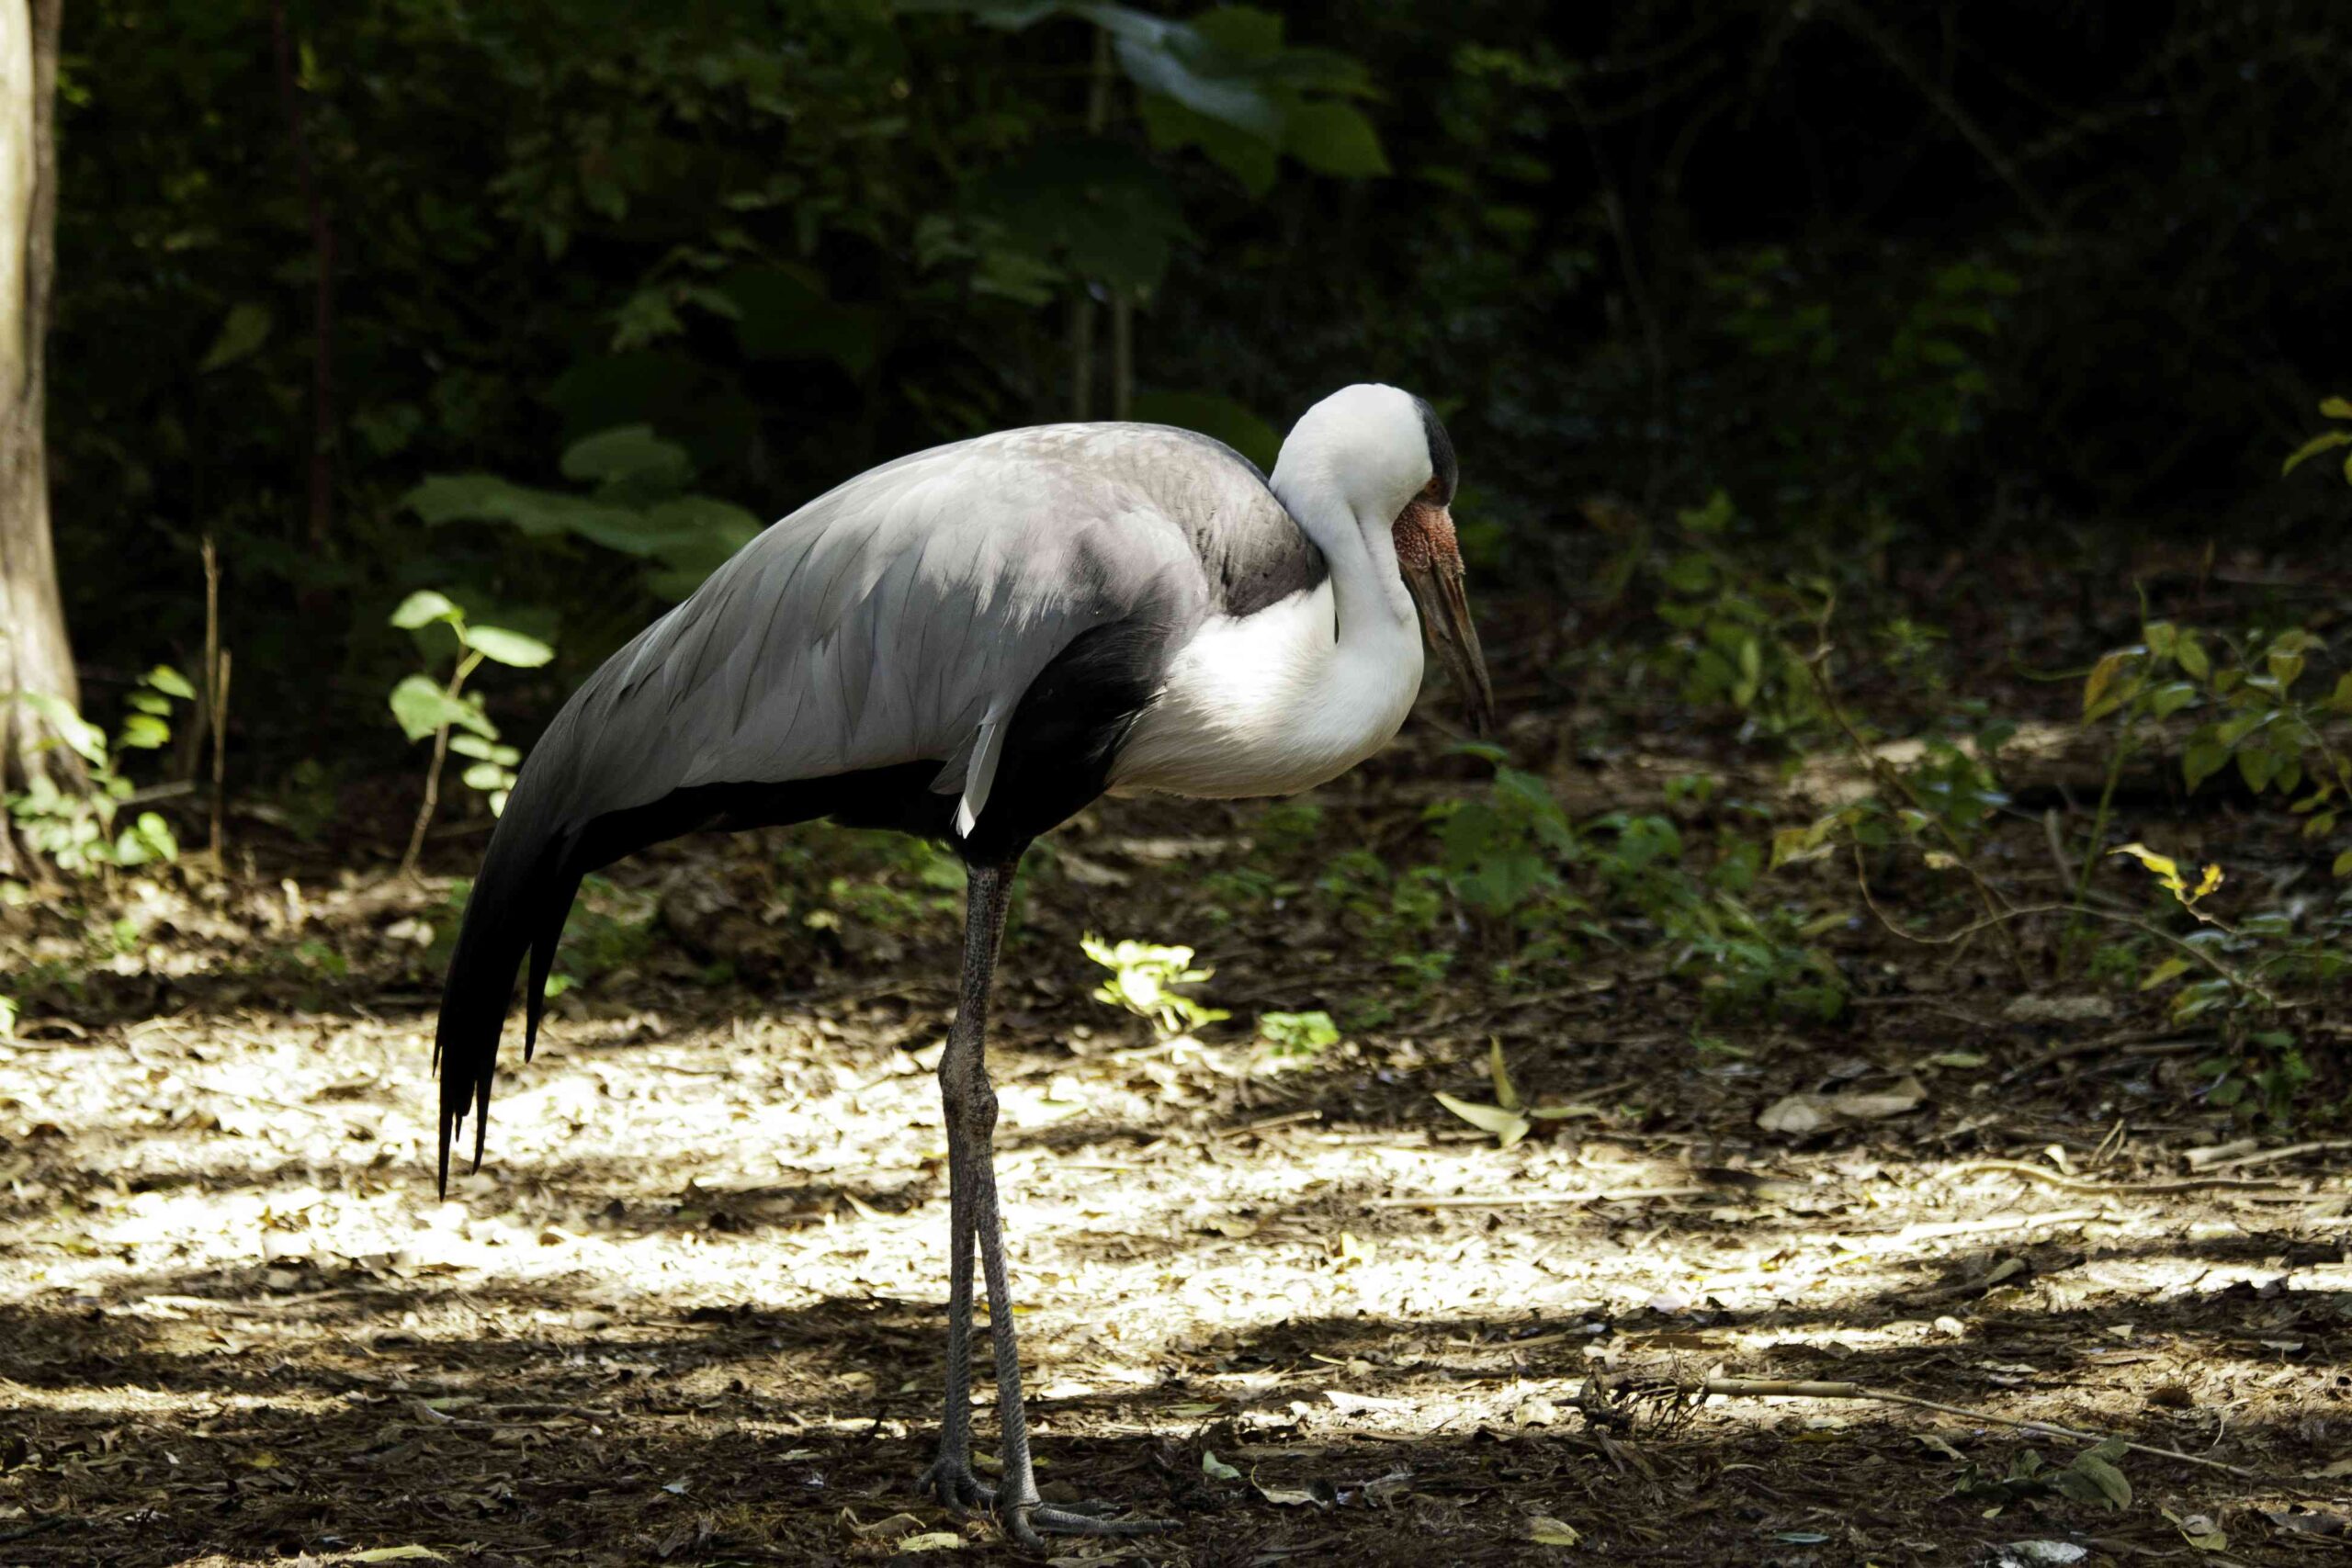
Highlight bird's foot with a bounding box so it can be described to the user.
[1002,1498,1178,1549]
[916,1452,997,1514]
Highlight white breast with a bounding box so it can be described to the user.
[1110,582,1423,799]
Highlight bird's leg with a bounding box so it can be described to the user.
[918,855,1171,1549]
[915,863,1006,1515]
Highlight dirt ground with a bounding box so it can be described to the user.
[5,585,2351,1567]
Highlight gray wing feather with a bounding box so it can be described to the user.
[513,423,1306,840]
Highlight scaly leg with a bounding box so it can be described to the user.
[917,855,1172,1547]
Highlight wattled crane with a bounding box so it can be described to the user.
[433,383,1494,1544]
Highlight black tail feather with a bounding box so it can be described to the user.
[433,786,573,1198]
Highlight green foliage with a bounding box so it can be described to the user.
[2281,394,2352,483]
[387,590,549,817]
[406,427,765,604]
[1953,1438,2132,1511]
[1644,495,1827,742]
[2084,619,2350,871]
[1255,1009,1338,1059]
[1081,932,1229,1039]
[4,669,192,876]
[1430,750,1576,917]
[777,827,967,941]
[1702,246,2018,498]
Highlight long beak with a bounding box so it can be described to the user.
[1401,547,1497,737]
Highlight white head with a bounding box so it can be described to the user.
[1270,384,1494,733]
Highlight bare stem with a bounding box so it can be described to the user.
[401,650,481,878]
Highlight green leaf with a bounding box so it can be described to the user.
[198,302,272,373]
[407,473,677,556]
[2176,634,2211,681]
[2058,1440,2132,1510]
[2138,956,2191,991]
[143,665,196,700]
[2335,847,2352,878]
[2182,735,2228,792]
[2282,429,2352,475]
[560,425,695,500]
[459,761,513,792]
[117,713,171,750]
[388,675,492,742]
[1111,28,1283,143]
[2081,650,2136,720]
[9,690,107,767]
[1283,101,1389,176]
[447,734,520,764]
[2321,395,2352,420]
[460,626,554,669]
[390,591,463,630]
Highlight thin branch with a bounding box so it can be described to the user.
[1845,840,2281,1009]
[1690,1378,2260,1479]
[1800,626,2030,982]
[1932,1158,2294,1197]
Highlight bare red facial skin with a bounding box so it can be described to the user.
[1393,491,1462,574]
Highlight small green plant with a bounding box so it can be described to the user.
[1952,1438,2132,1511]
[1645,493,1826,741]
[2083,618,2350,874]
[1255,1010,1339,1059]
[2281,394,2352,485]
[4,666,192,875]
[1081,933,1229,1041]
[387,589,552,873]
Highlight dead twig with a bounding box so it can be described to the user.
[1694,1377,2258,1478]
[2192,1139,2352,1174]
[1368,1186,1713,1210]
[1935,1158,2297,1196]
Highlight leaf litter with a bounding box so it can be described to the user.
[2,693,2347,1563]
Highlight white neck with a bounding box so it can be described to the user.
[1110,472,1423,800]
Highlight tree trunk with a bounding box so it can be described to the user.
[0,0,72,875]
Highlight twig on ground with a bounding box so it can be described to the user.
[2193,1139,2352,1174]
[1369,1186,1713,1210]
[1690,1377,2259,1478]
[1935,1159,2298,1196]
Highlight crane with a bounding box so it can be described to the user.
[432,382,1494,1545]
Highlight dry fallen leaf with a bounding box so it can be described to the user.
[1758,1076,1926,1134]
[1524,1515,1582,1546]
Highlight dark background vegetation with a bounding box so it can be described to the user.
[8,7,2352,1563]
[45,0,2352,779]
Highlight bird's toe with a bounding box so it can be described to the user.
[1005,1501,1177,1545]
[915,1455,997,1514]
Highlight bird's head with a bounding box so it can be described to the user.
[1272,384,1497,735]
